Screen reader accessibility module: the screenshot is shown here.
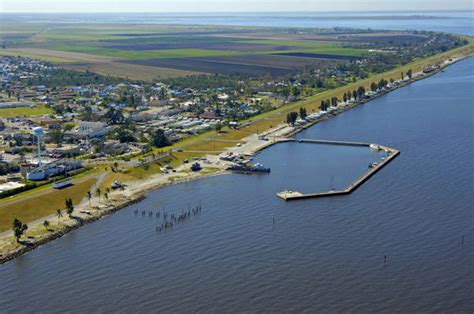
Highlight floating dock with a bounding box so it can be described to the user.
[277,139,400,201]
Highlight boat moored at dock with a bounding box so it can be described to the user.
[227,162,271,173]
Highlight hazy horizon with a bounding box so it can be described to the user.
[2,0,473,13]
[2,10,473,14]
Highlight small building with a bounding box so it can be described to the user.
[76,121,107,139]
[103,140,129,156]
[200,112,222,120]
[26,159,82,181]
[0,102,31,109]
[20,163,33,178]
[53,178,73,189]
[51,145,81,157]
[0,181,25,194]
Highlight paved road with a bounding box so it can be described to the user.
[0,173,98,209]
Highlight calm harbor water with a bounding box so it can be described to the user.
[0,58,473,312]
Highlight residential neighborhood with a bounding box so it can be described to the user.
[0,51,448,196]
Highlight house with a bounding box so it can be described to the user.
[0,102,31,109]
[28,117,60,127]
[75,121,107,138]
[51,145,81,157]
[103,140,129,155]
[200,112,222,120]
[218,94,230,101]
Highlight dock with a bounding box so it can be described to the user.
[296,138,369,147]
[277,139,400,201]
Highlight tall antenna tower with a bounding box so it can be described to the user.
[33,127,44,166]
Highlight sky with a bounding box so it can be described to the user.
[1,0,473,13]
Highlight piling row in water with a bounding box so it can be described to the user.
[133,203,202,233]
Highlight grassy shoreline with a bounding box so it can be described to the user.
[0,42,472,264]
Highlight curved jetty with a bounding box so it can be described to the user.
[277,139,400,201]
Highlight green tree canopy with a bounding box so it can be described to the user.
[286,112,298,126]
[12,218,28,243]
[150,129,170,148]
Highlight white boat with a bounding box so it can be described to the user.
[111,180,122,189]
[369,144,380,151]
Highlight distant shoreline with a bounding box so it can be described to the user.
[1,10,471,15]
[0,12,467,24]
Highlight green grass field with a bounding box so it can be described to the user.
[0,105,53,118]
[0,176,97,232]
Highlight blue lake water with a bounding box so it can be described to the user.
[0,55,472,313]
[3,11,473,35]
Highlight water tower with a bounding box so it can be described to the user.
[33,127,44,166]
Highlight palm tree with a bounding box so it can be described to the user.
[215,122,223,133]
[12,218,28,243]
[57,209,63,223]
[43,220,50,231]
[87,191,92,207]
[104,192,109,203]
[65,198,74,218]
[96,188,101,204]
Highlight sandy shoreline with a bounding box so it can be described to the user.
[0,54,468,265]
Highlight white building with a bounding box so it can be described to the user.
[26,159,82,181]
[76,121,107,138]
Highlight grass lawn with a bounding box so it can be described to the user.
[0,176,97,232]
[213,129,254,141]
[0,105,53,118]
[99,151,201,190]
[180,138,236,152]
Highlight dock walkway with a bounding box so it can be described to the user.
[277,139,400,201]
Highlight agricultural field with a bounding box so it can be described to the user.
[122,57,292,76]
[0,22,421,79]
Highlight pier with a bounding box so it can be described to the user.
[277,139,400,201]
[296,138,369,147]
